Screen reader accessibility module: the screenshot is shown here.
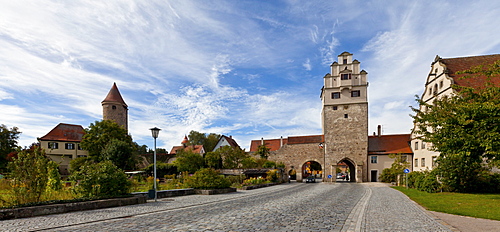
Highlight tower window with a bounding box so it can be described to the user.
[332,92,340,99]
[112,105,117,110]
[341,73,351,80]
[333,106,338,110]
[351,90,360,97]
[344,114,348,118]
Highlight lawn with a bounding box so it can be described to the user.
[393,187,500,221]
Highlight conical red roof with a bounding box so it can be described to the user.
[181,135,189,144]
[102,82,127,107]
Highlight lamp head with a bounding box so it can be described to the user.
[150,127,161,139]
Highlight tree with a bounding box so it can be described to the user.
[205,151,222,169]
[379,153,410,183]
[0,124,21,171]
[187,130,221,152]
[411,60,500,192]
[8,146,60,204]
[212,145,248,169]
[80,120,137,167]
[173,149,205,173]
[101,139,139,170]
[254,145,270,159]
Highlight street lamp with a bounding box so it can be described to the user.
[150,127,161,202]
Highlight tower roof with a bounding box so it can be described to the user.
[102,82,128,107]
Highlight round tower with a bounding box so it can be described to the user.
[102,83,128,131]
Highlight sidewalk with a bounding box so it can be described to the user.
[365,182,500,232]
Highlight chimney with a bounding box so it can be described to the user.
[229,135,232,139]
[280,136,283,148]
[377,125,382,137]
[261,137,264,146]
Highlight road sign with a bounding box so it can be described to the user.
[327,175,332,179]
[404,168,410,173]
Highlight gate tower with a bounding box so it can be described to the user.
[320,52,368,182]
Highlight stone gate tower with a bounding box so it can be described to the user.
[102,83,128,131]
[321,52,368,182]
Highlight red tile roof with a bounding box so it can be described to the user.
[39,123,85,142]
[249,135,323,152]
[368,134,412,155]
[170,145,205,155]
[102,82,128,107]
[439,54,500,89]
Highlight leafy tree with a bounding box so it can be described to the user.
[70,160,130,198]
[7,146,59,204]
[213,145,248,169]
[187,130,221,152]
[379,153,410,183]
[254,145,270,159]
[411,60,500,192]
[143,162,177,178]
[80,120,137,168]
[0,124,21,171]
[102,139,138,170]
[205,151,222,169]
[241,156,258,168]
[173,149,205,173]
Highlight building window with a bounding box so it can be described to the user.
[414,159,418,167]
[421,158,426,167]
[343,59,347,64]
[78,144,83,150]
[414,141,419,150]
[77,155,87,158]
[429,88,432,96]
[333,106,338,110]
[421,142,425,149]
[332,92,341,99]
[434,84,438,94]
[371,156,378,163]
[65,143,75,150]
[341,73,351,80]
[351,90,360,97]
[48,142,58,149]
[440,81,443,89]
[401,156,407,163]
[432,156,437,167]
[344,114,348,118]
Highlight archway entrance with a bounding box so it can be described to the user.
[337,159,356,182]
[302,161,322,179]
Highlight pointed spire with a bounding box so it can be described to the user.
[181,135,189,147]
[102,82,127,107]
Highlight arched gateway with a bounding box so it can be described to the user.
[249,52,369,182]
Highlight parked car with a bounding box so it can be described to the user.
[306,175,316,183]
[336,173,345,180]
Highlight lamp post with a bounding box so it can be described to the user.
[150,127,161,202]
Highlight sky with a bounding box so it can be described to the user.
[1,0,499,151]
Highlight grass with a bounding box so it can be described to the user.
[393,187,500,221]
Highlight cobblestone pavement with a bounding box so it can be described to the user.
[0,182,453,231]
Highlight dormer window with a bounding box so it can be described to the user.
[343,59,347,64]
[341,74,351,80]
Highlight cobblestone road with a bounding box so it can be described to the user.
[0,182,453,231]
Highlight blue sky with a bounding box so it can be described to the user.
[1,0,499,151]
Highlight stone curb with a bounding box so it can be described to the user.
[0,195,147,220]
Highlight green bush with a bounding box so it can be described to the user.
[184,168,231,189]
[266,169,280,182]
[8,147,58,205]
[70,161,131,198]
[226,175,246,185]
[143,162,177,178]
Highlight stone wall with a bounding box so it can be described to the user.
[269,143,324,181]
